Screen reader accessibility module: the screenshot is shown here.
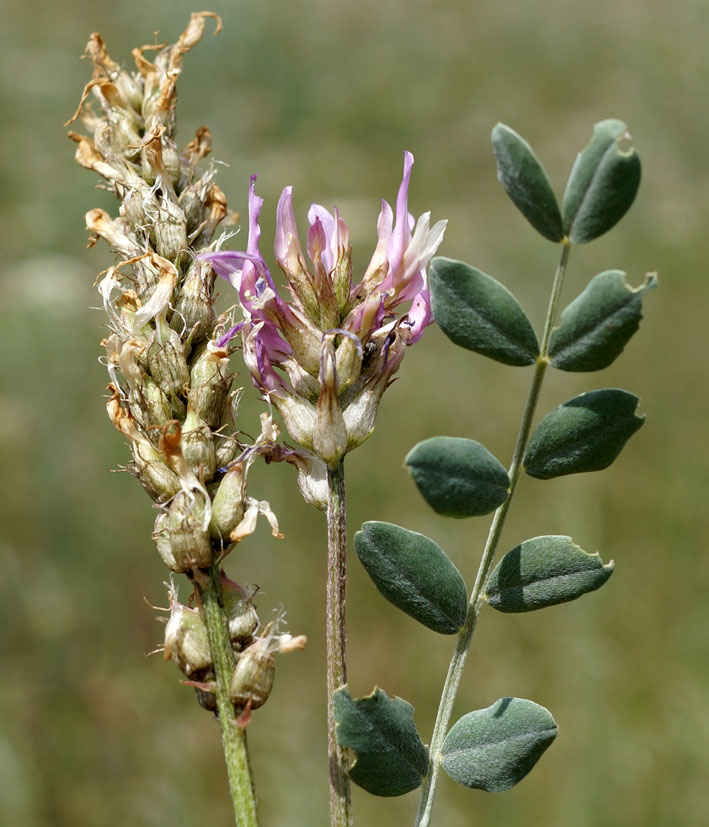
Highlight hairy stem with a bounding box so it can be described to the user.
[415,240,571,826]
[326,459,352,827]
[197,564,259,827]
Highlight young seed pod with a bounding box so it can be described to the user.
[160,142,182,187]
[189,344,231,428]
[148,327,190,402]
[164,601,212,678]
[209,464,246,541]
[150,199,187,264]
[152,511,179,571]
[122,188,157,237]
[220,574,259,645]
[131,376,172,429]
[167,491,213,571]
[180,406,217,481]
[173,260,215,343]
[132,441,181,502]
[178,186,207,236]
[110,115,143,160]
[229,642,275,710]
[215,431,242,469]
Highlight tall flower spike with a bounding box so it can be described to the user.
[200,151,446,464]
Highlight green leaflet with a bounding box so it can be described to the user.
[405,436,509,518]
[485,535,614,612]
[441,698,558,792]
[333,686,429,797]
[562,119,641,244]
[355,522,468,634]
[491,123,564,242]
[549,270,657,371]
[524,388,645,479]
[429,257,539,366]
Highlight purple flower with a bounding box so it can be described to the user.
[199,152,446,462]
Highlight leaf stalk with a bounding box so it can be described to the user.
[414,240,571,826]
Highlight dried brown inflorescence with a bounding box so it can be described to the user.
[70,14,303,713]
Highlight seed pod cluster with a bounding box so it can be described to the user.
[72,15,302,718]
[69,15,265,573]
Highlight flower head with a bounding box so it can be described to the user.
[200,152,446,465]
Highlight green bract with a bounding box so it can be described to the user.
[440,698,558,792]
[491,123,564,242]
[562,119,641,244]
[429,257,539,366]
[549,270,657,371]
[524,389,645,479]
[333,686,429,797]
[354,522,468,634]
[485,535,614,612]
[405,436,510,518]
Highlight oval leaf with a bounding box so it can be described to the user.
[441,697,558,792]
[485,535,614,612]
[355,522,467,634]
[562,119,641,244]
[334,686,429,797]
[405,436,510,518]
[524,389,645,479]
[429,257,539,366]
[549,271,658,371]
[491,123,564,242]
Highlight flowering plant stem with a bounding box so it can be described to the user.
[415,240,571,826]
[195,564,260,826]
[326,459,353,826]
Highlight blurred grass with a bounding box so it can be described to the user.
[1,0,708,824]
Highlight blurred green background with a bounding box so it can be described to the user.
[1,0,707,824]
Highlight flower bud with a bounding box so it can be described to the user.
[180,406,217,481]
[209,464,246,542]
[167,491,213,571]
[189,344,231,428]
[164,599,212,678]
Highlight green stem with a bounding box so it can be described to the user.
[197,564,259,827]
[415,241,571,827]
[326,459,352,827]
